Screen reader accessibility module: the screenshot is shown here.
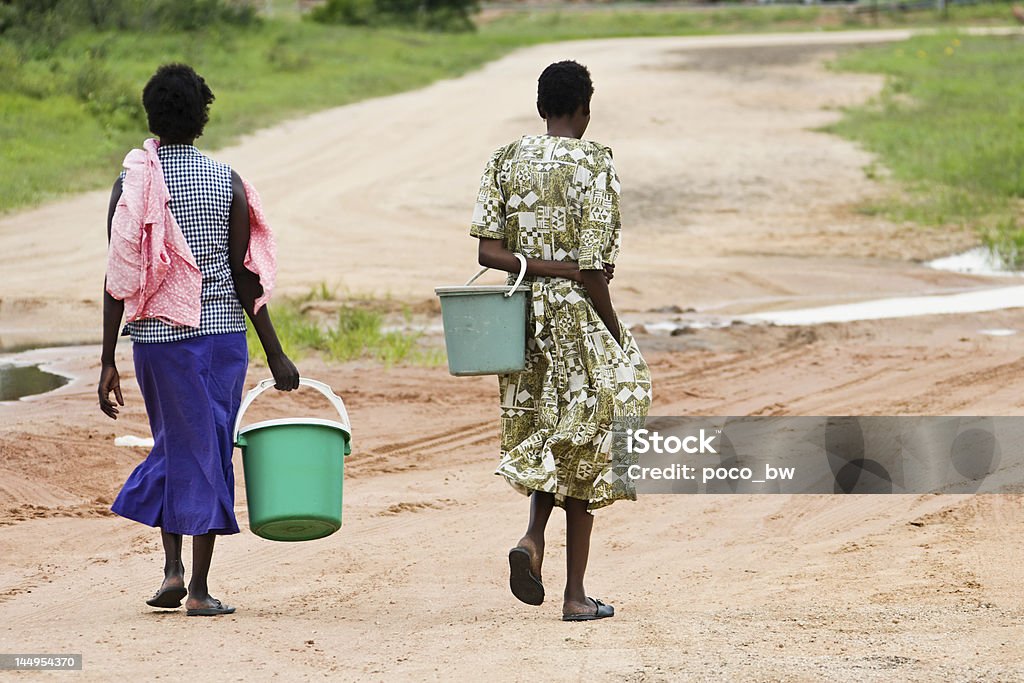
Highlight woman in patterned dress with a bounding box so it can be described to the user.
[98,64,299,616]
[472,61,652,621]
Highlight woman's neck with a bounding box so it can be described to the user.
[545,125,578,139]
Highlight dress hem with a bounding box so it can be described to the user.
[110,506,240,536]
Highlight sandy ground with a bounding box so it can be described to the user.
[1,30,1023,681]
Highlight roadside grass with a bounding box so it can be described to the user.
[479,4,830,39]
[0,23,515,211]
[1,3,1016,213]
[245,285,444,367]
[828,32,1024,266]
[479,2,1015,41]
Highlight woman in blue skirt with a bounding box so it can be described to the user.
[98,64,299,616]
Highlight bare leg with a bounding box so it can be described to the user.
[509,491,554,605]
[144,530,186,607]
[517,490,554,579]
[185,533,224,610]
[563,496,596,617]
[160,530,184,589]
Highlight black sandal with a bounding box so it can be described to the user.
[508,546,544,606]
[186,598,236,617]
[146,586,187,609]
[562,597,614,622]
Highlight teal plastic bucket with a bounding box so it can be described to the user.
[233,378,352,542]
[435,257,529,376]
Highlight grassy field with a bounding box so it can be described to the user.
[480,2,1016,40]
[829,32,1024,265]
[0,24,514,211]
[0,2,1016,214]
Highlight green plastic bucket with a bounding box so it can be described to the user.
[234,378,352,542]
[435,255,529,376]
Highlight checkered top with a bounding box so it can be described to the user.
[120,145,246,343]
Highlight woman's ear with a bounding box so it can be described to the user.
[537,103,547,120]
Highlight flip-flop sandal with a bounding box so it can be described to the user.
[562,597,614,622]
[508,546,544,606]
[186,599,236,617]
[146,586,187,609]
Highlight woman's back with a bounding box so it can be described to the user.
[124,144,245,343]
[472,134,621,272]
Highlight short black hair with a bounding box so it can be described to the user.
[537,60,594,119]
[142,63,214,142]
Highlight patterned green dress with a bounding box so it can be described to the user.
[470,134,653,511]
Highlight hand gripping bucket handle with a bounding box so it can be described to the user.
[464,253,528,295]
[233,377,351,444]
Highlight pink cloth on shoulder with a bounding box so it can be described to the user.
[241,178,276,315]
[105,139,277,324]
[105,138,202,327]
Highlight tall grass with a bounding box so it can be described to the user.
[829,33,1024,265]
[245,286,442,367]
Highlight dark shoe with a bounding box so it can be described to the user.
[562,597,614,622]
[146,586,187,609]
[186,599,236,617]
[508,546,544,606]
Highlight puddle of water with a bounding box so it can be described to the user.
[636,319,733,334]
[927,247,1021,277]
[628,284,1024,333]
[0,363,71,401]
[741,285,1024,326]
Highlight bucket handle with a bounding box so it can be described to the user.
[233,377,351,444]
[464,253,527,298]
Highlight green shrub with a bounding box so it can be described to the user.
[311,0,376,26]
[0,0,259,38]
[150,0,260,31]
[0,3,18,34]
[0,0,250,129]
[311,0,478,32]
[69,53,143,128]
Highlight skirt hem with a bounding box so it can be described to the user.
[110,505,240,536]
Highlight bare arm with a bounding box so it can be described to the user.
[477,239,614,281]
[477,238,582,281]
[228,171,299,391]
[581,269,620,346]
[477,238,618,343]
[99,178,125,419]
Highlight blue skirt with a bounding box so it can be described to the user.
[111,332,248,535]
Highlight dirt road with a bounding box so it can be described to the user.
[1,30,1023,681]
